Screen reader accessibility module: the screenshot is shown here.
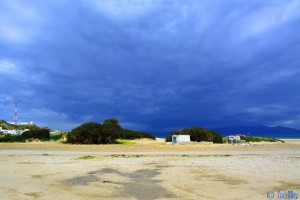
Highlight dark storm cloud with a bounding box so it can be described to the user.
[0,0,300,132]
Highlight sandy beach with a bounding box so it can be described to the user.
[0,139,299,199]
[1,138,300,152]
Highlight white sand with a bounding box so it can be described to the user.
[0,153,299,199]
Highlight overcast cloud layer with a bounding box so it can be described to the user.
[1,0,300,133]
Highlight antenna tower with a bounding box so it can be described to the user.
[14,102,18,125]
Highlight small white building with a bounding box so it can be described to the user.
[0,127,29,135]
[9,121,34,125]
[227,135,241,144]
[50,130,62,134]
[172,135,191,144]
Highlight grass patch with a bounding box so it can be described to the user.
[109,154,145,158]
[110,154,126,158]
[212,154,232,157]
[78,155,95,160]
[115,139,135,145]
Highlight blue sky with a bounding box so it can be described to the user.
[0,0,300,133]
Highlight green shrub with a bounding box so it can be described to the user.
[169,126,223,143]
[120,129,155,140]
[165,135,172,142]
[67,122,121,144]
[207,130,223,143]
[239,135,283,143]
[22,128,50,140]
[0,134,25,143]
[103,118,119,126]
[78,155,95,160]
[223,137,228,143]
[67,119,156,144]
[50,132,68,141]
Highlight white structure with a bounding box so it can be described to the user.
[172,135,191,144]
[19,121,34,125]
[0,127,29,135]
[227,135,241,144]
[50,130,62,134]
[9,121,34,125]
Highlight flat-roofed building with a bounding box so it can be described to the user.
[227,135,241,144]
[172,135,191,144]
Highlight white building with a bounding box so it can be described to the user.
[0,127,29,135]
[19,121,34,125]
[227,135,241,144]
[8,121,34,125]
[50,130,62,134]
[172,135,191,144]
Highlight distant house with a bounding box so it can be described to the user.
[8,121,34,125]
[0,127,29,135]
[50,130,62,134]
[227,135,241,144]
[172,135,191,144]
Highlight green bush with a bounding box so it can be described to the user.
[165,135,172,142]
[0,128,51,143]
[78,155,95,160]
[21,128,50,140]
[0,134,25,143]
[120,129,155,140]
[169,126,223,143]
[103,118,120,126]
[50,132,68,141]
[223,137,228,143]
[67,119,156,144]
[239,135,283,143]
[67,122,121,144]
[207,130,223,143]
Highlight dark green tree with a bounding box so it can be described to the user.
[120,129,155,140]
[67,118,156,144]
[103,118,120,126]
[206,130,223,143]
[21,128,50,140]
[165,135,172,142]
[67,122,106,144]
[170,126,223,143]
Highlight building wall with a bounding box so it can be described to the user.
[0,127,28,135]
[228,135,241,144]
[172,135,191,144]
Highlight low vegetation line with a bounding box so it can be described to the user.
[78,155,95,160]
